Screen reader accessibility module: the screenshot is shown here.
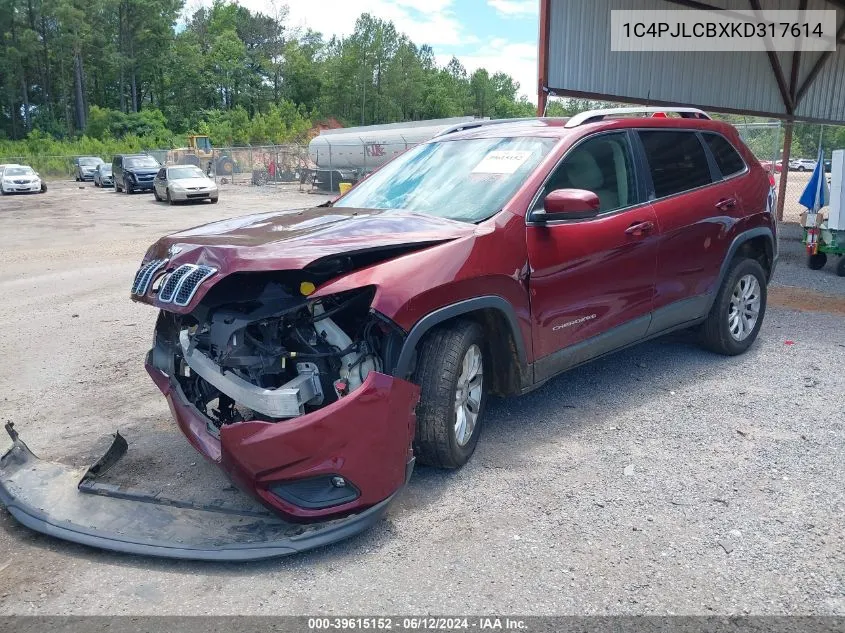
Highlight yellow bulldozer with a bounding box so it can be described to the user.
[166,135,234,176]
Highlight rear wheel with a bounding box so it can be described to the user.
[412,320,488,469]
[701,258,767,356]
[808,252,828,270]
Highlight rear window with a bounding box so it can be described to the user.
[639,131,713,198]
[702,133,746,177]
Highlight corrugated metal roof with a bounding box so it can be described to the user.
[545,0,845,123]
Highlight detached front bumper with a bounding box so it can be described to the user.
[146,357,420,522]
[0,423,401,561]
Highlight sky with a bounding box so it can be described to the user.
[228,0,541,102]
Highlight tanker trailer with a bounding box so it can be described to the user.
[306,117,486,191]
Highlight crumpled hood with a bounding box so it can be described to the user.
[137,206,479,310]
[149,206,476,270]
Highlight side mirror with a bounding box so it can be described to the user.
[532,188,601,222]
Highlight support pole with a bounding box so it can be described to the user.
[776,121,793,222]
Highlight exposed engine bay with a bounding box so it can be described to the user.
[150,273,404,431]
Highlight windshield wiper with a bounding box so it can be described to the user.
[317,199,333,208]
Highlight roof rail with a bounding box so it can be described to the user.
[564,107,711,128]
[433,117,534,137]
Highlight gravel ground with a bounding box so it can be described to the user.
[0,181,843,616]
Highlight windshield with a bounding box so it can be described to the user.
[5,167,36,176]
[79,157,103,166]
[168,166,206,179]
[335,137,556,223]
[100,164,112,173]
[125,156,160,169]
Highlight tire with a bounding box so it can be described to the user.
[701,258,767,356]
[217,157,234,176]
[412,320,488,469]
[153,187,161,201]
[167,188,175,205]
[808,252,827,270]
[798,166,806,172]
[124,178,133,194]
[836,256,845,277]
[210,196,218,204]
[40,182,47,193]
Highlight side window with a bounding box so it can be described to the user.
[157,168,166,179]
[639,131,713,198]
[536,132,638,213]
[702,133,746,177]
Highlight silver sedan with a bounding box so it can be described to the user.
[93,164,114,187]
[153,165,219,205]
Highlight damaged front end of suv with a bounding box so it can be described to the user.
[141,260,420,521]
[0,204,490,559]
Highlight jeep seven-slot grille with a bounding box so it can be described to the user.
[157,265,194,303]
[131,259,166,296]
[158,264,217,306]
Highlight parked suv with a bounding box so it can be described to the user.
[0,108,778,559]
[113,154,161,193]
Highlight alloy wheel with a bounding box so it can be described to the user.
[728,274,761,341]
[454,344,483,447]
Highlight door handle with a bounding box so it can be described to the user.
[624,221,654,236]
[715,197,737,210]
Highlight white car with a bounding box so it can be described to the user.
[1,165,45,194]
[153,165,219,204]
[789,158,818,172]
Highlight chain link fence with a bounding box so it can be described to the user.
[734,120,842,225]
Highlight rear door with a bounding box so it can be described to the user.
[638,129,745,333]
[527,130,659,381]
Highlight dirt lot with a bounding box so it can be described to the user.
[0,180,843,616]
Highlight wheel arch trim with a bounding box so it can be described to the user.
[709,227,775,311]
[392,296,528,379]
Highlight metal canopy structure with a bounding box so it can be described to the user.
[537,0,845,125]
[537,0,845,219]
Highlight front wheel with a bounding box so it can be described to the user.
[210,196,218,204]
[701,258,767,356]
[124,178,133,194]
[167,188,175,205]
[836,256,845,277]
[412,320,488,469]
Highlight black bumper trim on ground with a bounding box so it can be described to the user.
[0,425,398,562]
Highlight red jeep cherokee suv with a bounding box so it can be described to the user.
[2,107,775,559]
